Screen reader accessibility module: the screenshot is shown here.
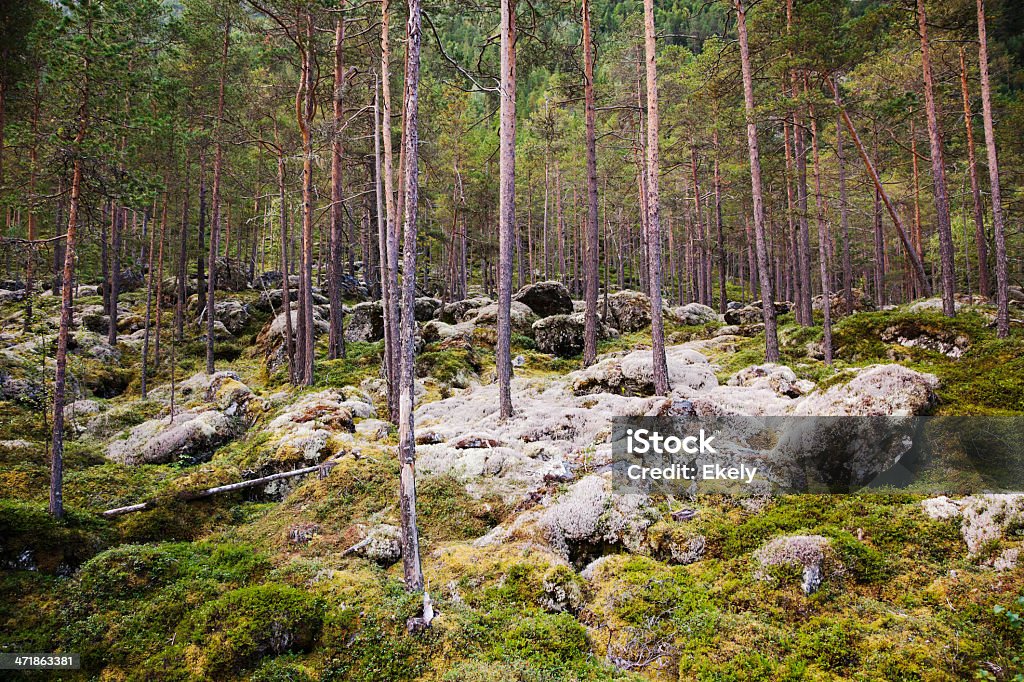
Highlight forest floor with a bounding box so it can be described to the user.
[1,282,1024,681]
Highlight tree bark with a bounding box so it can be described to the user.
[381,0,401,420]
[497,0,516,419]
[643,0,670,394]
[207,18,230,374]
[917,0,957,316]
[328,14,347,360]
[976,0,1010,337]
[807,82,832,363]
[297,13,316,384]
[373,76,395,413]
[734,0,780,362]
[834,91,853,314]
[959,47,990,298]
[581,0,600,366]
[51,23,92,517]
[398,0,425,593]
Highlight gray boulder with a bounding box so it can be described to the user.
[345,301,384,342]
[607,290,651,332]
[513,281,573,318]
[668,302,717,326]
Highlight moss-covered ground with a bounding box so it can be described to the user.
[1,292,1022,681]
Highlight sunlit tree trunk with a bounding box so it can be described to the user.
[917,0,957,316]
[497,0,516,418]
[958,47,990,299]
[642,0,669,394]
[734,0,780,362]
[381,0,401,419]
[582,0,600,366]
[977,0,1010,337]
[398,0,425,592]
[207,18,230,374]
[328,14,347,359]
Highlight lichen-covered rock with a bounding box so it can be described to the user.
[213,257,249,291]
[349,524,402,565]
[64,399,101,424]
[106,409,242,465]
[414,297,441,322]
[212,300,252,335]
[255,308,330,372]
[728,363,814,398]
[533,314,585,357]
[70,330,120,362]
[606,290,651,332]
[793,364,938,416]
[439,297,492,324]
[880,324,970,359]
[344,301,384,342]
[668,302,717,326]
[470,301,538,335]
[723,305,763,325]
[570,347,717,397]
[753,534,840,594]
[422,319,475,344]
[537,475,657,563]
[921,494,1024,555]
[813,288,874,316]
[264,390,360,463]
[513,281,573,318]
[254,287,329,313]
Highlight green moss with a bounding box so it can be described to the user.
[315,341,386,390]
[416,347,480,386]
[184,584,323,677]
[417,474,507,541]
[0,500,109,573]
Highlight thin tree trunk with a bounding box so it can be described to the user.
[835,90,853,313]
[297,13,317,384]
[197,153,207,305]
[735,0,780,362]
[582,0,600,366]
[807,82,833,363]
[917,0,957,316]
[381,0,401,420]
[496,0,516,419]
[207,18,230,374]
[373,76,395,410]
[142,207,156,398]
[154,195,167,369]
[275,129,295,384]
[713,129,726,313]
[642,0,669,394]
[176,157,190,341]
[329,14,347,360]
[977,0,1010,337]
[398,0,425,593]
[51,28,91,517]
[959,47,990,298]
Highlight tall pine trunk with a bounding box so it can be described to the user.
[976,0,1010,337]
[959,47,990,299]
[496,0,516,419]
[642,0,669,394]
[207,18,230,374]
[735,0,780,362]
[398,0,425,592]
[917,0,957,316]
[581,0,600,366]
[380,0,401,420]
[51,27,91,518]
[328,15,347,359]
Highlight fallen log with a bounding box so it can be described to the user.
[101,461,337,518]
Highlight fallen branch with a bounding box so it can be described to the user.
[101,461,337,518]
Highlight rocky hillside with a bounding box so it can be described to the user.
[2,278,1024,681]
